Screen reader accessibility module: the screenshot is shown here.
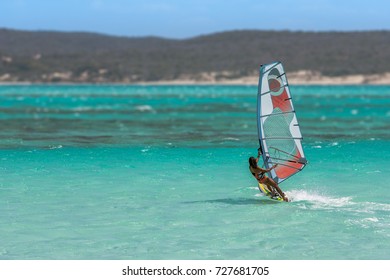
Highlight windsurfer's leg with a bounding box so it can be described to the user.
[264,178,287,200]
[257,177,276,195]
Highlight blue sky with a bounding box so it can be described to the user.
[0,0,389,38]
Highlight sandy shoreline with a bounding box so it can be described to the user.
[138,71,390,85]
[1,71,390,85]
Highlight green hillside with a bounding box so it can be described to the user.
[1,28,389,82]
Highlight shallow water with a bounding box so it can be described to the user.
[0,85,389,259]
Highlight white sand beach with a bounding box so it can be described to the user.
[137,71,390,85]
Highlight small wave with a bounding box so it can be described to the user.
[73,106,94,112]
[366,170,381,174]
[0,249,8,256]
[46,145,63,150]
[359,202,390,212]
[351,109,359,115]
[363,217,379,222]
[345,217,380,229]
[135,105,154,112]
[222,137,240,141]
[72,105,114,112]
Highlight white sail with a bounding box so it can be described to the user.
[257,62,307,184]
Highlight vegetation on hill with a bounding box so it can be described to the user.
[1,28,389,82]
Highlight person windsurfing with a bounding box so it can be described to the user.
[249,148,289,202]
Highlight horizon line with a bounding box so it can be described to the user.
[1,27,390,40]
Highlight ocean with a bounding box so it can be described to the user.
[0,84,389,260]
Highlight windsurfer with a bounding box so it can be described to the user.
[249,149,289,202]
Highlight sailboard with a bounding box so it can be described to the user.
[256,62,307,200]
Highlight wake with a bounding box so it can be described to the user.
[286,189,353,208]
[287,189,390,215]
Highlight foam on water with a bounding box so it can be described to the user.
[287,189,353,208]
[135,105,154,112]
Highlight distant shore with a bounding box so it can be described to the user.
[2,29,390,87]
[1,71,390,85]
[137,71,390,85]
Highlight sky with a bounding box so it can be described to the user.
[0,0,389,38]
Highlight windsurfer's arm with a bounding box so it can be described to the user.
[253,164,277,174]
[265,164,278,172]
[256,150,261,162]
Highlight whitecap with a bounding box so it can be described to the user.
[363,217,379,222]
[366,170,381,174]
[359,202,390,212]
[135,105,154,112]
[48,145,63,150]
[73,106,93,112]
[351,109,358,115]
[345,217,380,229]
[223,137,239,141]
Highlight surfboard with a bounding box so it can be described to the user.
[258,183,284,201]
[255,62,308,201]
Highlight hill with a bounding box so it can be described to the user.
[1,28,390,83]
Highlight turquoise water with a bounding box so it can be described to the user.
[0,85,389,259]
